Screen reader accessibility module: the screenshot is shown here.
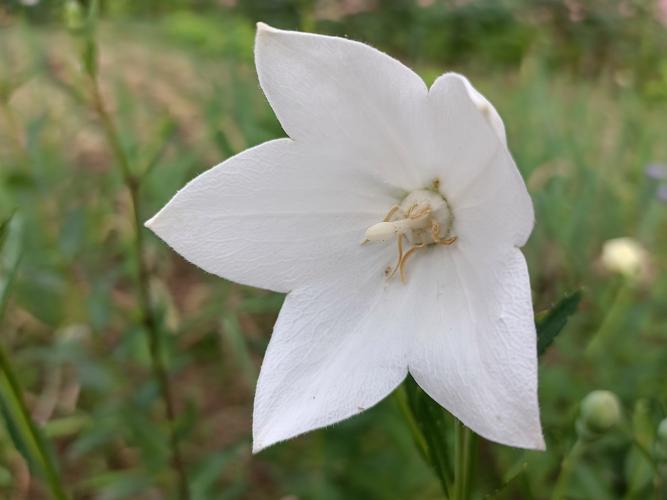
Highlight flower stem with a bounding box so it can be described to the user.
[586,281,631,355]
[453,419,475,500]
[551,439,584,500]
[87,74,191,499]
[0,343,69,500]
[393,387,429,459]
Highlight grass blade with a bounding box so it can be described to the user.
[0,215,70,499]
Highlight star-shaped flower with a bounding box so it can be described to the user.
[146,23,544,452]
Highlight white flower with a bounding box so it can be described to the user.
[600,237,649,279]
[146,23,544,451]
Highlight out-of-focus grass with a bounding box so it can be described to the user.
[0,3,666,499]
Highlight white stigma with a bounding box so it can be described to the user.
[365,211,429,242]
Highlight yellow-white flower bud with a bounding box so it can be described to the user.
[600,237,649,279]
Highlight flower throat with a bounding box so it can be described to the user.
[363,180,456,282]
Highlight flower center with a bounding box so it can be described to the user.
[363,183,456,282]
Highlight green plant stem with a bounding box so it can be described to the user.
[453,419,474,500]
[0,344,69,500]
[393,388,429,459]
[88,74,190,500]
[552,439,584,500]
[586,281,631,355]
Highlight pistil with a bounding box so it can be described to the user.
[365,206,430,242]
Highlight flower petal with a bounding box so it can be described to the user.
[453,144,534,248]
[252,250,411,452]
[255,23,428,190]
[146,138,395,292]
[459,74,507,146]
[408,247,544,450]
[420,73,501,200]
[426,73,533,247]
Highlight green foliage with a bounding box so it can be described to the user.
[536,290,582,356]
[0,216,69,499]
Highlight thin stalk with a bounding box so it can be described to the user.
[393,388,429,459]
[551,439,584,500]
[461,425,475,499]
[586,282,631,355]
[453,419,474,500]
[0,344,69,500]
[87,74,190,499]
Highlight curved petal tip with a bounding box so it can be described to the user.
[256,21,278,34]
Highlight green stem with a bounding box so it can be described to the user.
[586,281,631,355]
[552,439,584,500]
[453,419,474,500]
[0,344,69,500]
[88,74,191,499]
[462,425,475,499]
[394,388,429,459]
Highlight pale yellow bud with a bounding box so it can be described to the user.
[600,237,649,279]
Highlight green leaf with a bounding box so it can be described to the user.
[401,376,453,497]
[536,290,583,356]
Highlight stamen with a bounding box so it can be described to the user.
[384,205,401,222]
[363,188,457,282]
[400,243,426,282]
[387,234,405,279]
[407,204,430,219]
[438,236,457,246]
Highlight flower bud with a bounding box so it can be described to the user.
[576,390,621,440]
[600,237,649,279]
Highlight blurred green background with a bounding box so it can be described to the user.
[1,0,667,498]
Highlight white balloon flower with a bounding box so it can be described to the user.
[146,23,545,452]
